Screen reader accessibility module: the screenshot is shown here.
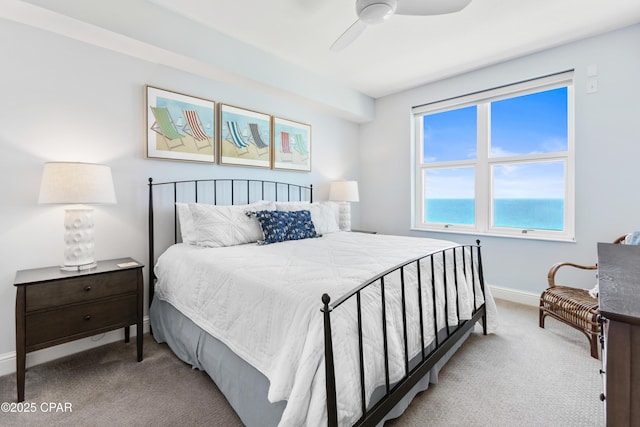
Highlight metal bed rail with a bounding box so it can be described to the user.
[322,241,487,426]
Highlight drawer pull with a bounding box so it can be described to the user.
[84,315,92,321]
[84,286,92,292]
[600,393,606,402]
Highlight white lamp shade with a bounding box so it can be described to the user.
[329,180,359,202]
[38,162,116,205]
[38,162,116,270]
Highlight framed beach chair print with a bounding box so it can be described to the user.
[273,117,311,172]
[145,85,215,163]
[219,104,271,168]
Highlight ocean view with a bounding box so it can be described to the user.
[426,198,564,230]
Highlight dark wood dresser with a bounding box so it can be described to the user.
[14,258,144,402]
[597,243,640,427]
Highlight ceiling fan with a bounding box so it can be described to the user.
[330,0,472,51]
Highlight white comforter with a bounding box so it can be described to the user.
[154,232,498,426]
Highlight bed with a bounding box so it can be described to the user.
[147,178,497,426]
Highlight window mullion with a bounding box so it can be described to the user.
[487,152,569,164]
[413,115,424,228]
[476,103,490,233]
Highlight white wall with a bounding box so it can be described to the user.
[0,19,360,366]
[359,24,640,298]
[6,0,375,123]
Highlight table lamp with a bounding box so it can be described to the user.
[329,180,359,231]
[38,162,117,271]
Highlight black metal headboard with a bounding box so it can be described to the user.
[147,178,313,306]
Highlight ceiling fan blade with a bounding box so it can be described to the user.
[395,0,472,16]
[330,20,367,52]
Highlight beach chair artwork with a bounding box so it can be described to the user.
[146,85,215,163]
[279,132,293,162]
[219,103,271,168]
[247,123,269,157]
[149,106,186,150]
[224,121,250,156]
[293,133,310,160]
[182,110,213,150]
[272,116,311,172]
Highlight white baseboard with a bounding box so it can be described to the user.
[0,317,150,377]
[489,285,539,307]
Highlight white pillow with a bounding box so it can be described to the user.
[274,201,311,210]
[189,200,276,247]
[176,202,196,244]
[276,201,340,235]
[313,201,341,234]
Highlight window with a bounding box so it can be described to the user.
[412,71,574,241]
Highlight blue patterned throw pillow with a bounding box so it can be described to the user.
[250,210,317,244]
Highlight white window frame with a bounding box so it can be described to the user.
[411,71,575,242]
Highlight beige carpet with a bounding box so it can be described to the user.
[0,299,604,426]
[387,299,604,427]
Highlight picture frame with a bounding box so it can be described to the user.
[272,116,312,172]
[145,85,215,163]
[219,104,271,168]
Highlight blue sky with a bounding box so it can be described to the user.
[423,87,568,199]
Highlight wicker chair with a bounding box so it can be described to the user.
[539,235,627,359]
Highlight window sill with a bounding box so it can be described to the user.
[410,227,576,243]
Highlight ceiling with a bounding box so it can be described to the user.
[147,0,640,99]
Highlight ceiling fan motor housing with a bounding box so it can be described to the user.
[356,0,398,24]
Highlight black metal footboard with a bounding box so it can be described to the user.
[322,241,487,426]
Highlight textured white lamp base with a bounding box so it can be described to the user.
[338,202,352,231]
[62,206,97,271]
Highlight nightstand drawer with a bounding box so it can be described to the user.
[26,269,137,312]
[25,295,137,348]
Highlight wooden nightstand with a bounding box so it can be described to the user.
[14,258,144,402]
